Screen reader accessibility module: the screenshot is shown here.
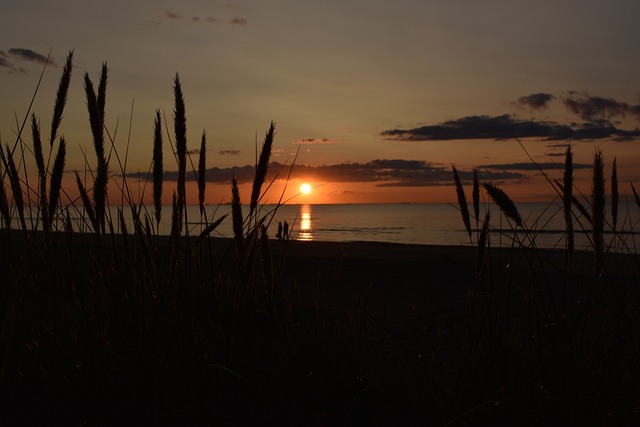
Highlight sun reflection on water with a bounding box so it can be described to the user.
[297,204,313,241]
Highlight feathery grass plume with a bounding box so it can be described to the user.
[198,130,207,217]
[31,114,48,229]
[173,74,187,234]
[194,213,228,245]
[152,110,163,228]
[611,157,618,232]
[249,121,275,217]
[592,149,605,276]
[84,66,109,233]
[472,169,480,229]
[483,183,523,228]
[231,175,244,257]
[563,145,574,270]
[4,145,26,231]
[48,137,66,228]
[632,182,640,209]
[97,63,108,120]
[452,165,472,241]
[49,50,73,147]
[75,171,97,233]
[476,210,491,279]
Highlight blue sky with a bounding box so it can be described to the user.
[2,0,640,203]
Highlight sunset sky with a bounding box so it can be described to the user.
[2,0,640,204]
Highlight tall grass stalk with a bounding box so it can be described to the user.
[48,137,66,228]
[592,149,605,277]
[249,121,275,218]
[472,169,480,230]
[0,164,10,228]
[453,165,472,243]
[75,171,97,233]
[198,131,207,218]
[152,110,163,229]
[563,145,574,273]
[31,114,48,231]
[611,157,618,233]
[2,145,26,231]
[173,74,187,236]
[84,64,109,234]
[231,175,244,259]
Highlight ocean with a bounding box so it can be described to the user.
[105,202,640,251]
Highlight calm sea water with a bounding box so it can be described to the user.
[105,202,640,251]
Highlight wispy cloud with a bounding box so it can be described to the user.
[230,16,247,26]
[8,48,53,65]
[163,11,244,26]
[218,149,241,155]
[514,93,555,110]
[293,138,340,145]
[130,159,524,187]
[1,48,52,73]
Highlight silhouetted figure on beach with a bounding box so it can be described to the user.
[276,221,283,240]
[283,220,290,240]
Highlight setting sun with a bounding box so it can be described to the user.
[300,183,311,194]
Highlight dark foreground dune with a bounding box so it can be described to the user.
[3,230,640,424]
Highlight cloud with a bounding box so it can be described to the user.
[163,11,243,27]
[293,138,340,145]
[8,48,53,66]
[218,149,241,155]
[514,93,555,110]
[478,162,590,171]
[381,114,640,142]
[562,92,636,123]
[130,159,525,187]
[230,16,247,26]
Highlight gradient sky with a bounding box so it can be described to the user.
[2,0,640,204]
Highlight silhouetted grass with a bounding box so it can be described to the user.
[1,60,639,426]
